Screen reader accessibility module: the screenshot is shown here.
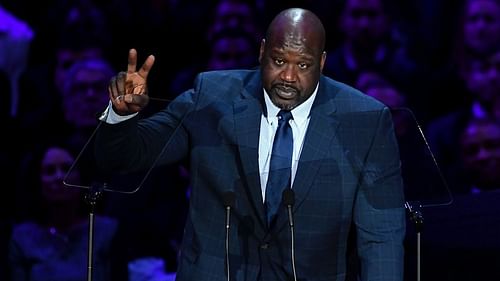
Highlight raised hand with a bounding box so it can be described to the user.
[108,49,155,115]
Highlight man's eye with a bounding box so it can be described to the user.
[298,63,308,69]
[275,58,284,65]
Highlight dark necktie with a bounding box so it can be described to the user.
[265,110,293,225]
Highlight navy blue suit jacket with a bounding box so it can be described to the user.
[96,69,406,281]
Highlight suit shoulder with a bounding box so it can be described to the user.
[321,75,387,111]
[197,69,257,81]
[193,69,260,95]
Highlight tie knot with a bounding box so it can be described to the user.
[277,110,293,122]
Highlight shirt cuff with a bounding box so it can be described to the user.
[99,100,138,124]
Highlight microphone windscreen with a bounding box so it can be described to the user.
[223,191,236,208]
[282,188,295,206]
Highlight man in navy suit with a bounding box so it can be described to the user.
[96,7,405,281]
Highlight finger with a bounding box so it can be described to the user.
[116,71,127,96]
[108,75,119,101]
[124,74,139,95]
[127,48,137,74]
[137,54,155,80]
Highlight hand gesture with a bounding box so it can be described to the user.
[109,49,155,115]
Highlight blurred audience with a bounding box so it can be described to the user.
[169,27,259,94]
[168,0,261,95]
[323,0,421,90]
[427,0,500,120]
[18,1,112,152]
[321,0,431,125]
[426,47,500,194]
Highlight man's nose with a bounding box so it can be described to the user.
[280,64,297,82]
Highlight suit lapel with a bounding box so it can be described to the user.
[234,75,268,230]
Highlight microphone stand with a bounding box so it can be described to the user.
[223,192,236,281]
[84,182,106,281]
[405,201,424,281]
[287,204,297,281]
[282,189,297,281]
[394,107,451,281]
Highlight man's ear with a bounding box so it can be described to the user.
[258,39,266,63]
[320,51,327,72]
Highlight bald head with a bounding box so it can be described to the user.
[266,8,326,52]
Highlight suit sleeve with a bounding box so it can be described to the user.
[354,107,406,281]
[94,78,202,174]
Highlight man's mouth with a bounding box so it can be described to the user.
[274,85,297,99]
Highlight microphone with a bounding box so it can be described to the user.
[223,191,236,281]
[282,188,297,281]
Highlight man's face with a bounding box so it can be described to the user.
[259,31,325,110]
[63,66,111,128]
[341,0,388,48]
[207,36,256,70]
[54,48,103,93]
[465,51,500,104]
[40,147,81,202]
[464,0,500,55]
[460,121,500,189]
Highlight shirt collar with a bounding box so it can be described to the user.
[263,82,319,125]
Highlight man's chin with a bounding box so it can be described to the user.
[271,98,296,110]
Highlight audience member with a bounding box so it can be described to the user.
[169,27,259,94]
[206,0,262,43]
[17,1,112,151]
[168,0,262,96]
[322,0,420,92]
[455,0,500,61]
[59,57,115,149]
[458,117,500,193]
[9,144,118,281]
[319,0,434,126]
[206,28,259,70]
[412,118,500,281]
[355,71,407,109]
